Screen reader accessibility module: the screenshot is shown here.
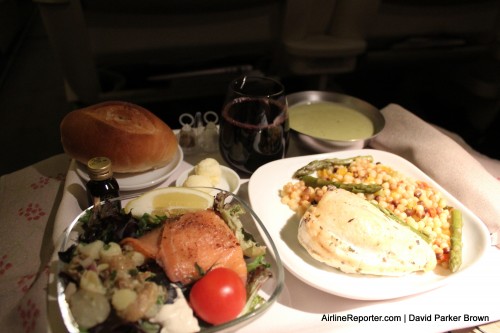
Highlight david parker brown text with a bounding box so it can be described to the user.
[322,313,490,323]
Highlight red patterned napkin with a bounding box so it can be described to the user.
[370,104,500,247]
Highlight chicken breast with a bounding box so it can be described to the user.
[298,188,437,276]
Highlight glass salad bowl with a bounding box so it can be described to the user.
[55,187,284,333]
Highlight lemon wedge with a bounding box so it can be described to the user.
[124,187,215,217]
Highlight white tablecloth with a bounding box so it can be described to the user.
[1,104,499,333]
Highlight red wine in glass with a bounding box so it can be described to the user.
[220,95,289,174]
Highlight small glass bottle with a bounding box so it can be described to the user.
[86,157,121,209]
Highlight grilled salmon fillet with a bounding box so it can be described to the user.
[121,227,162,259]
[298,188,437,276]
[157,210,247,285]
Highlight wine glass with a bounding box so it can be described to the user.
[219,75,290,175]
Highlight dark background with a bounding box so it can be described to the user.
[1,0,499,175]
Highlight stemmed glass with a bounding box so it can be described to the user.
[219,75,289,175]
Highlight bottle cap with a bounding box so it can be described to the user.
[87,157,113,181]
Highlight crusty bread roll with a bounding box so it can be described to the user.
[60,101,178,173]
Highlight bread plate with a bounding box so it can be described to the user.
[248,149,490,300]
[76,145,183,191]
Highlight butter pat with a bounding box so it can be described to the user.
[183,174,213,189]
[193,158,221,186]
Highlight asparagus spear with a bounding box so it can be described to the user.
[449,209,463,273]
[293,156,374,178]
[375,204,432,244]
[300,175,382,194]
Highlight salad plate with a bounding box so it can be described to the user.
[55,189,284,332]
[76,145,183,191]
[248,149,490,300]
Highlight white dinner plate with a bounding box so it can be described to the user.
[76,145,183,191]
[248,149,490,300]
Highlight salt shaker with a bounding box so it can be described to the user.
[200,111,219,152]
[178,113,197,154]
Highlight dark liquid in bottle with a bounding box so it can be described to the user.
[86,178,121,209]
[219,97,289,174]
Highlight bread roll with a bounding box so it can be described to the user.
[61,101,178,173]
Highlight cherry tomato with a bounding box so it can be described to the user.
[189,267,247,325]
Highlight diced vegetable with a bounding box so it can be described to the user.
[69,289,110,329]
[79,270,106,294]
[111,289,137,311]
[78,240,104,259]
[99,242,122,259]
[293,156,373,178]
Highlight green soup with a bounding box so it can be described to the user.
[289,102,374,141]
